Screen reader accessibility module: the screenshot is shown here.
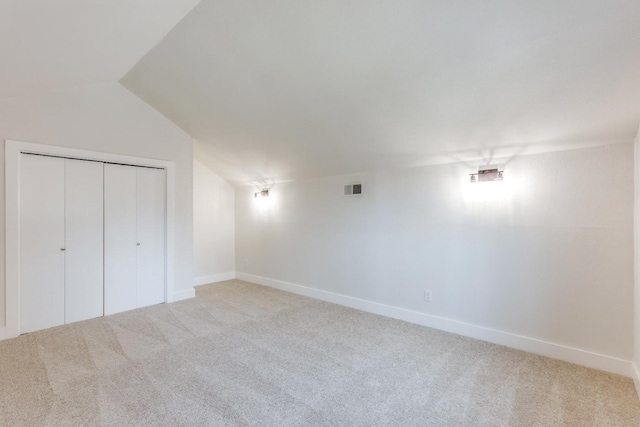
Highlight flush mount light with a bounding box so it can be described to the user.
[470,166,504,183]
[254,189,269,198]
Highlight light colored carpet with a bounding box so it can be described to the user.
[0,280,638,426]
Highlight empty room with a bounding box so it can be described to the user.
[1,0,640,425]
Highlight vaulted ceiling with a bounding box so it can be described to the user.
[4,1,640,185]
[0,0,200,100]
[121,0,640,184]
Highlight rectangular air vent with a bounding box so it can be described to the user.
[344,183,362,196]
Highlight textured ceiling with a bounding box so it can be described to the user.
[0,0,201,100]
[118,0,638,184]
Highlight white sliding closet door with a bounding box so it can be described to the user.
[20,155,65,334]
[104,164,138,315]
[136,167,166,307]
[65,159,104,324]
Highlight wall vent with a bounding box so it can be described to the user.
[344,183,362,196]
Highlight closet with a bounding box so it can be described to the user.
[19,154,166,334]
[104,164,166,315]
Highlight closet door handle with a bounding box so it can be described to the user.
[136,243,141,246]
[60,248,66,251]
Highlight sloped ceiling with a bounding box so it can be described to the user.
[119,1,637,184]
[0,0,201,100]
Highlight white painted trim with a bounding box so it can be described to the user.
[172,287,195,302]
[3,139,176,339]
[0,327,14,341]
[194,272,236,286]
[237,272,634,378]
[5,141,20,339]
[633,363,640,400]
[635,123,640,400]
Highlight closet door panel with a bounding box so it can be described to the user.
[20,154,65,333]
[65,159,104,324]
[104,164,137,315]
[136,168,166,307]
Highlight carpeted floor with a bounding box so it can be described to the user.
[0,280,638,426]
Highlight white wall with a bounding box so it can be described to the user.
[0,82,194,331]
[193,159,235,285]
[236,143,634,370]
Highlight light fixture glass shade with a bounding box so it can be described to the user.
[470,167,504,183]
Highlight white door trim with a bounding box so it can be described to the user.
[4,139,176,339]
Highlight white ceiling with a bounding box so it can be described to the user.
[9,1,639,185]
[122,0,640,185]
[0,0,201,100]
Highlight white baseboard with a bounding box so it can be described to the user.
[193,272,236,287]
[236,272,633,378]
[632,363,640,399]
[172,287,196,302]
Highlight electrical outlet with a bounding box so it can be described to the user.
[244,258,249,266]
[424,290,432,302]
